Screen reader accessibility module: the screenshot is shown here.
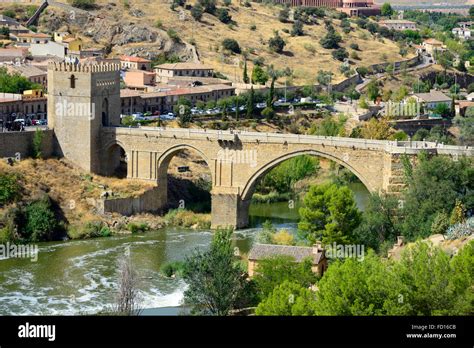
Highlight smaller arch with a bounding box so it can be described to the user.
[240,149,374,202]
[157,144,212,174]
[102,142,128,178]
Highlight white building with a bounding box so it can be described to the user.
[412,90,451,110]
[452,27,471,40]
[379,20,417,31]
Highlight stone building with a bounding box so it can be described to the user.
[247,243,327,277]
[6,64,47,88]
[155,62,214,83]
[0,90,47,121]
[379,20,417,31]
[270,0,380,16]
[11,32,51,46]
[120,55,152,71]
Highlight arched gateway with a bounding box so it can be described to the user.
[47,62,474,229]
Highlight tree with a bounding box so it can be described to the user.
[381,3,393,17]
[222,38,241,54]
[182,228,249,315]
[454,115,474,146]
[242,59,249,84]
[255,280,318,316]
[71,0,96,10]
[278,7,290,23]
[291,20,304,37]
[316,70,333,94]
[401,154,474,240]
[0,68,41,93]
[22,196,59,242]
[332,48,348,62]
[191,4,204,21]
[32,128,43,159]
[251,65,269,85]
[268,31,285,53]
[354,193,401,252]
[113,254,142,315]
[298,183,362,245]
[252,255,317,299]
[320,26,341,49]
[197,0,216,14]
[433,103,451,118]
[470,6,474,17]
[360,118,393,140]
[366,79,380,102]
[246,86,255,117]
[217,8,232,23]
[173,97,192,126]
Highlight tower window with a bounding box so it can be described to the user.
[69,74,77,89]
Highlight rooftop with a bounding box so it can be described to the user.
[424,38,444,45]
[156,62,214,71]
[414,90,451,103]
[379,20,416,24]
[7,64,46,78]
[0,48,27,57]
[248,243,324,264]
[16,32,51,39]
[120,55,151,63]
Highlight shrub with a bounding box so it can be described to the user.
[291,20,304,37]
[191,4,204,21]
[70,0,96,10]
[445,217,474,240]
[268,32,285,53]
[222,38,241,53]
[0,173,22,205]
[278,7,289,23]
[160,260,186,277]
[127,222,150,234]
[250,24,256,31]
[167,29,181,42]
[217,8,232,23]
[155,20,163,29]
[272,229,294,245]
[332,48,348,61]
[350,43,359,50]
[431,211,450,235]
[23,196,58,242]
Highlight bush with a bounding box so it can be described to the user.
[164,209,211,229]
[217,8,232,23]
[160,260,186,277]
[127,222,150,234]
[268,32,285,53]
[23,196,59,242]
[222,38,241,53]
[70,0,96,10]
[291,20,304,36]
[350,43,359,50]
[332,48,348,61]
[250,24,256,31]
[191,4,204,21]
[167,29,181,42]
[445,217,474,240]
[0,173,22,205]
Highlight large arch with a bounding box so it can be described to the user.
[240,149,374,202]
[156,144,213,211]
[101,141,128,178]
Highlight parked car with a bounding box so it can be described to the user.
[38,119,47,126]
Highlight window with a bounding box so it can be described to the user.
[69,74,76,89]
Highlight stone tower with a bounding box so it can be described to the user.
[47,62,121,173]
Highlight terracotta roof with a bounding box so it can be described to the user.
[424,38,443,45]
[248,243,324,264]
[155,62,213,70]
[120,55,151,63]
[16,32,51,38]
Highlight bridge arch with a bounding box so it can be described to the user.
[102,140,128,178]
[240,149,374,202]
[156,144,213,211]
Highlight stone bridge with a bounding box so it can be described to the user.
[98,126,473,228]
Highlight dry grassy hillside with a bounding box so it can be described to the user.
[19,0,413,85]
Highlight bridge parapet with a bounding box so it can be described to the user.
[107,126,474,157]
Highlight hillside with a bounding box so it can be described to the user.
[1,0,412,85]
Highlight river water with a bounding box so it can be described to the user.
[0,183,369,315]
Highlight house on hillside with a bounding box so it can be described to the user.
[120,55,152,71]
[379,19,417,31]
[421,39,446,56]
[412,90,451,111]
[247,243,327,277]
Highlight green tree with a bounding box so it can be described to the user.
[354,193,402,252]
[246,86,255,117]
[222,38,241,53]
[298,183,362,244]
[366,79,380,102]
[454,115,474,146]
[197,0,216,13]
[32,128,44,159]
[0,173,22,206]
[182,228,249,315]
[70,0,96,9]
[291,20,304,36]
[255,280,318,315]
[253,255,317,299]
[316,70,333,94]
[23,196,59,242]
[217,8,232,23]
[191,4,204,21]
[278,7,290,23]
[0,68,41,93]
[242,59,249,84]
[251,65,269,85]
[268,31,286,53]
[381,3,393,17]
[320,26,341,49]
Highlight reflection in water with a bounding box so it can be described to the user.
[0,184,370,315]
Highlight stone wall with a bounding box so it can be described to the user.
[0,130,54,159]
[98,186,165,216]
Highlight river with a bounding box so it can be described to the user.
[0,183,369,315]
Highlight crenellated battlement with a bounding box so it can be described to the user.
[48,62,121,74]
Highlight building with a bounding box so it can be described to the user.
[66,47,105,64]
[422,39,445,56]
[412,90,451,110]
[379,20,417,31]
[0,90,47,121]
[30,41,67,59]
[452,27,471,40]
[0,47,28,63]
[6,64,47,88]
[120,55,152,71]
[120,84,236,114]
[270,0,380,16]
[0,15,29,36]
[155,62,214,83]
[12,32,51,46]
[62,37,83,51]
[247,243,327,277]
[123,70,156,89]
